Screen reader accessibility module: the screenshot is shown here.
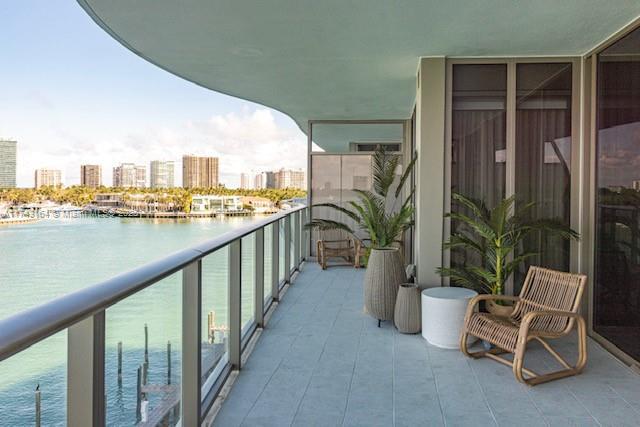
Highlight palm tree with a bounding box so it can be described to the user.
[437,192,580,295]
[307,147,416,250]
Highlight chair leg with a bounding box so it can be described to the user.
[513,317,588,386]
[460,332,506,359]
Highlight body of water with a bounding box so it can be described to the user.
[0,215,277,426]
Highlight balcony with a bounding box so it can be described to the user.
[211,263,640,427]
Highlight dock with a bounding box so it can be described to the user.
[0,217,38,226]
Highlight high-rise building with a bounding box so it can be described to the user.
[274,168,306,189]
[35,169,62,189]
[113,163,146,188]
[150,160,175,188]
[240,173,252,189]
[255,171,275,189]
[0,139,17,188]
[80,165,102,188]
[633,180,640,191]
[254,172,265,189]
[182,155,219,188]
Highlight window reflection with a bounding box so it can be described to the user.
[595,27,640,362]
[515,63,572,292]
[451,64,507,272]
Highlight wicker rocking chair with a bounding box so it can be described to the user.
[460,266,588,386]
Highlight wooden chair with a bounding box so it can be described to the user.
[316,229,362,269]
[460,266,588,386]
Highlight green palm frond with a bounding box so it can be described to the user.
[452,193,490,222]
[372,146,399,197]
[439,192,580,295]
[305,219,354,235]
[436,266,493,293]
[395,152,417,198]
[312,202,361,224]
[447,211,496,241]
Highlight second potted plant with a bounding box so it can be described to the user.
[308,147,416,326]
[437,192,579,316]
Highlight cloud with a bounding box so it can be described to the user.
[14,108,306,187]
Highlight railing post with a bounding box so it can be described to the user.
[254,228,265,327]
[67,310,105,427]
[182,260,202,426]
[284,214,291,283]
[302,208,309,260]
[271,221,280,301]
[228,240,242,369]
[294,211,301,270]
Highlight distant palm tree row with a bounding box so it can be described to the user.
[0,186,306,211]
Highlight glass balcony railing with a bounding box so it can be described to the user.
[0,206,308,426]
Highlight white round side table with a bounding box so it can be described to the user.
[421,287,478,349]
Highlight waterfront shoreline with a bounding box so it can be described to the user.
[0,217,39,226]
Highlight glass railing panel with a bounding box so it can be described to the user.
[200,247,229,394]
[241,234,255,335]
[105,273,181,426]
[290,215,296,272]
[0,331,67,425]
[278,219,285,284]
[263,223,273,304]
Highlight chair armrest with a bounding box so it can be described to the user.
[464,294,520,323]
[520,309,581,325]
[518,309,585,336]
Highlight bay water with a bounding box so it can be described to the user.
[0,216,282,425]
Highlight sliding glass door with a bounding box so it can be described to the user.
[449,60,575,293]
[450,64,507,271]
[514,63,573,292]
[594,27,640,362]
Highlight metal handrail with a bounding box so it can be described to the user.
[0,205,306,362]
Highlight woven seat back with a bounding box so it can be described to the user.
[317,228,352,249]
[511,266,587,334]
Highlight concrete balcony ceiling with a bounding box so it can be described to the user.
[78,1,640,134]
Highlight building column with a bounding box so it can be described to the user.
[414,57,446,287]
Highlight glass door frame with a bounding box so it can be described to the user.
[444,57,583,296]
[585,18,640,369]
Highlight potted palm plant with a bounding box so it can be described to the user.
[308,147,416,325]
[437,192,579,316]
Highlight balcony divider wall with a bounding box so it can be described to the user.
[307,120,411,263]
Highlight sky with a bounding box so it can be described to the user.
[0,1,307,188]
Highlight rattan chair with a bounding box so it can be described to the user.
[316,229,361,269]
[460,266,588,386]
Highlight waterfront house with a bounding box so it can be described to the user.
[123,193,177,213]
[93,192,124,209]
[2,2,640,426]
[191,195,243,215]
[240,196,277,214]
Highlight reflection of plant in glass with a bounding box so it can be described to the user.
[306,147,416,249]
[437,193,580,295]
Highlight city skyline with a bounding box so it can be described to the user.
[0,139,307,189]
[1,2,307,189]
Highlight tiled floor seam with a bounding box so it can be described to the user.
[424,341,446,426]
[338,272,367,426]
[391,327,397,427]
[255,264,339,426]
[465,358,500,426]
[532,345,603,427]
[235,264,329,426]
[290,268,354,424]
